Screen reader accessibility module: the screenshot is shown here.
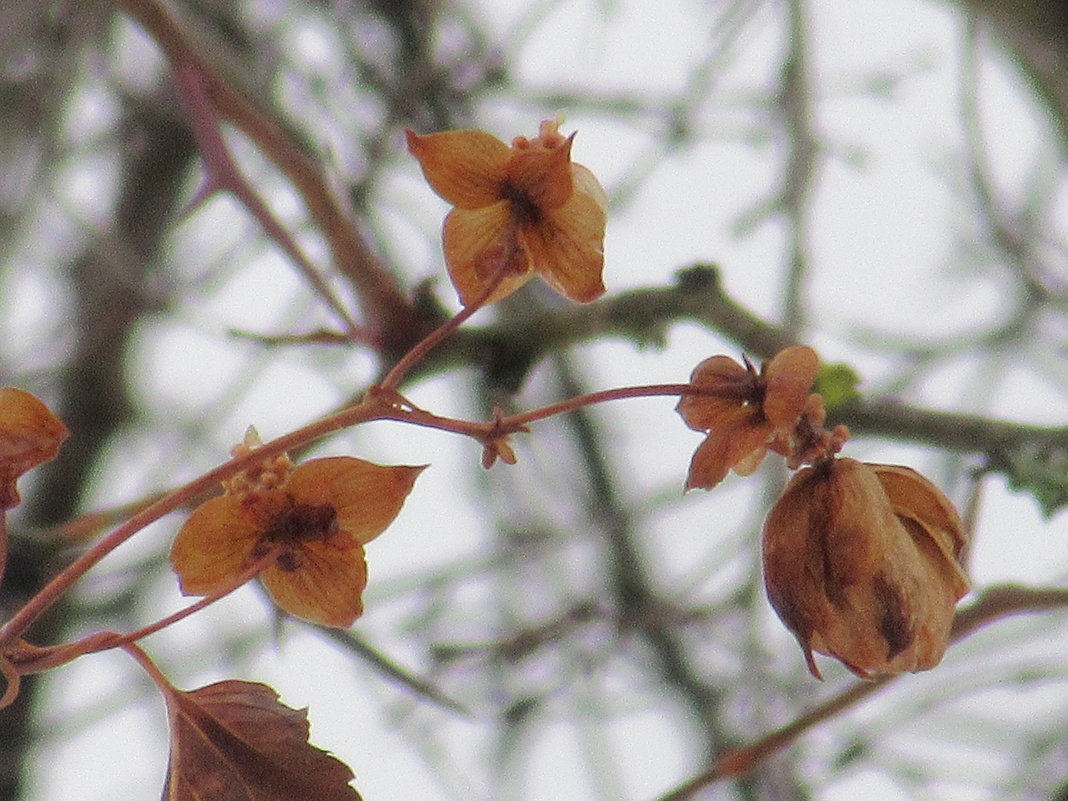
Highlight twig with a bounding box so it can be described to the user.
[113,0,420,350]
[652,582,1068,801]
[778,0,817,334]
[315,627,469,715]
[173,61,370,345]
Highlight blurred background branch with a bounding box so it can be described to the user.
[0,1,1066,800]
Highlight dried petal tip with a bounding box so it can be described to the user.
[0,388,68,509]
[762,458,968,679]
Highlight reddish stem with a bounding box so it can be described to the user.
[377,227,519,392]
[503,383,695,428]
[374,383,696,444]
[0,400,383,649]
[0,655,18,710]
[119,641,172,693]
[116,549,280,646]
[2,549,282,689]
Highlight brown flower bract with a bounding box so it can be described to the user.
[171,455,426,627]
[762,457,969,679]
[676,346,819,490]
[406,117,607,306]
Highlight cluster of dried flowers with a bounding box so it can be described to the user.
[677,346,969,678]
[160,117,610,628]
[0,111,980,801]
[0,118,971,736]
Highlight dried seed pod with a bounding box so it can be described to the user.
[762,457,968,679]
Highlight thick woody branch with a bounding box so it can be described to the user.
[833,400,1068,464]
[420,266,794,388]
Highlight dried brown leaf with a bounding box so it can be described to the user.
[162,679,360,801]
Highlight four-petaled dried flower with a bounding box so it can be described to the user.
[676,346,820,490]
[762,457,969,679]
[406,115,607,306]
[0,387,68,509]
[170,430,425,627]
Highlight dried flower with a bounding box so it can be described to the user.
[0,387,68,509]
[676,346,820,490]
[406,115,607,306]
[170,431,425,627]
[762,457,969,679]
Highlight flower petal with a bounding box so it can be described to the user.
[0,387,68,509]
[506,132,575,210]
[868,463,967,558]
[763,346,819,430]
[442,204,534,305]
[518,166,606,303]
[676,355,753,431]
[406,129,509,209]
[286,457,426,545]
[869,463,970,599]
[571,163,609,213]
[170,495,262,596]
[259,539,368,627]
[684,417,768,490]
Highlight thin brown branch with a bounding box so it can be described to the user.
[653,582,1068,801]
[173,60,369,343]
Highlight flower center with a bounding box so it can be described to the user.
[260,501,339,572]
[502,184,542,226]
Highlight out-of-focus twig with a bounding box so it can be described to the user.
[778,0,818,335]
[315,626,469,715]
[959,0,1068,154]
[173,60,370,344]
[114,0,426,355]
[653,582,1068,801]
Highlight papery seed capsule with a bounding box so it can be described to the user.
[762,457,968,679]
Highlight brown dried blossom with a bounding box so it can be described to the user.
[762,457,969,679]
[406,115,607,306]
[170,430,425,627]
[676,346,822,490]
